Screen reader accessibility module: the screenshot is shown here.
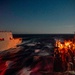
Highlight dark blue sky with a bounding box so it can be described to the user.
[0,0,75,34]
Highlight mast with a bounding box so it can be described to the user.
[74,32,75,44]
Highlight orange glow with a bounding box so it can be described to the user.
[55,39,75,51]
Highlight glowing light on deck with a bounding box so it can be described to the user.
[55,39,75,51]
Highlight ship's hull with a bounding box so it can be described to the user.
[0,38,22,51]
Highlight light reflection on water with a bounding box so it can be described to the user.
[0,43,54,75]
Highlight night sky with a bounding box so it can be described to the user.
[0,0,75,34]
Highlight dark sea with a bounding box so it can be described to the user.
[13,34,74,40]
[0,34,75,75]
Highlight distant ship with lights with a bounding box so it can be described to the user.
[0,31,22,51]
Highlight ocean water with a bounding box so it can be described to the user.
[0,34,74,75]
[13,34,74,39]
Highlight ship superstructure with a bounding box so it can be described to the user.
[0,31,22,51]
